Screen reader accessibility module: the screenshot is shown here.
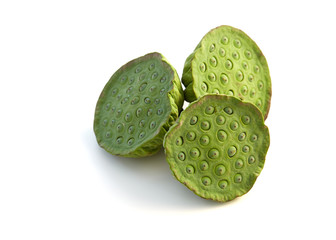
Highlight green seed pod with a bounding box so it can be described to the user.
[163,94,270,202]
[94,52,184,157]
[182,25,272,119]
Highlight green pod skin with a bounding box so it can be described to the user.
[182,25,272,120]
[94,52,184,157]
[163,95,270,202]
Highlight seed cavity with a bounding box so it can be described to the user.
[250,134,258,142]
[128,125,135,134]
[224,107,233,115]
[230,121,239,130]
[225,59,233,70]
[127,138,135,146]
[201,82,208,92]
[216,115,225,125]
[221,36,229,45]
[220,73,229,84]
[242,115,251,125]
[242,145,250,153]
[235,70,244,81]
[199,62,207,72]
[233,39,242,48]
[149,121,156,129]
[219,48,226,57]
[116,136,123,144]
[248,155,256,164]
[238,132,246,141]
[208,73,216,82]
[139,131,146,139]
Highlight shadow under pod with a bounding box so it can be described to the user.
[82,128,242,211]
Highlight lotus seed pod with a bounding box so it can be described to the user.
[94,52,184,157]
[163,94,270,202]
[182,25,272,119]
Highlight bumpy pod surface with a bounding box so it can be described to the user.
[182,25,272,119]
[94,52,184,157]
[163,95,270,202]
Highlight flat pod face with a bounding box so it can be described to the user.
[94,52,181,157]
[182,25,272,119]
[164,95,270,202]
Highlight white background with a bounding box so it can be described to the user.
[1,0,335,239]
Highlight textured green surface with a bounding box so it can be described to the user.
[182,25,272,119]
[163,95,270,202]
[94,52,184,157]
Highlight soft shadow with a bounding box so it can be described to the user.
[82,128,241,211]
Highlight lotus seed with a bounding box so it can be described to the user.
[219,48,226,57]
[215,164,226,176]
[136,108,142,117]
[208,148,219,159]
[242,115,251,125]
[238,132,246,141]
[199,62,207,72]
[224,107,233,115]
[244,50,252,59]
[221,36,229,44]
[201,121,211,130]
[209,44,215,52]
[160,76,167,83]
[201,176,211,186]
[147,108,153,117]
[105,131,111,138]
[149,63,155,70]
[217,130,227,142]
[235,159,244,169]
[128,138,135,146]
[208,73,216,81]
[225,59,233,70]
[149,86,156,92]
[125,112,132,122]
[152,72,158,79]
[248,155,256,164]
[190,148,200,158]
[144,97,151,104]
[186,165,195,174]
[235,70,244,81]
[200,135,210,146]
[232,51,240,60]
[218,180,228,189]
[176,137,183,146]
[228,146,237,157]
[201,82,208,92]
[139,120,145,127]
[186,131,196,141]
[154,98,160,104]
[190,116,198,125]
[131,96,139,105]
[248,74,254,82]
[242,145,250,153]
[199,160,209,171]
[220,73,229,84]
[178,152,186,161]
[139,131,146,139]
[234,174,242,183]
[250,134,258,142]
[242,61,248,70]
[128,125,135,134]
[210,57,217,67]
[230,121,239,130]
[149,121,156,129]
[234,39,242,48]
[126,87,133,94]
[116,136,123,144]
[157,108,163,115]
[216,115,225,125]
[205,106,215,115]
